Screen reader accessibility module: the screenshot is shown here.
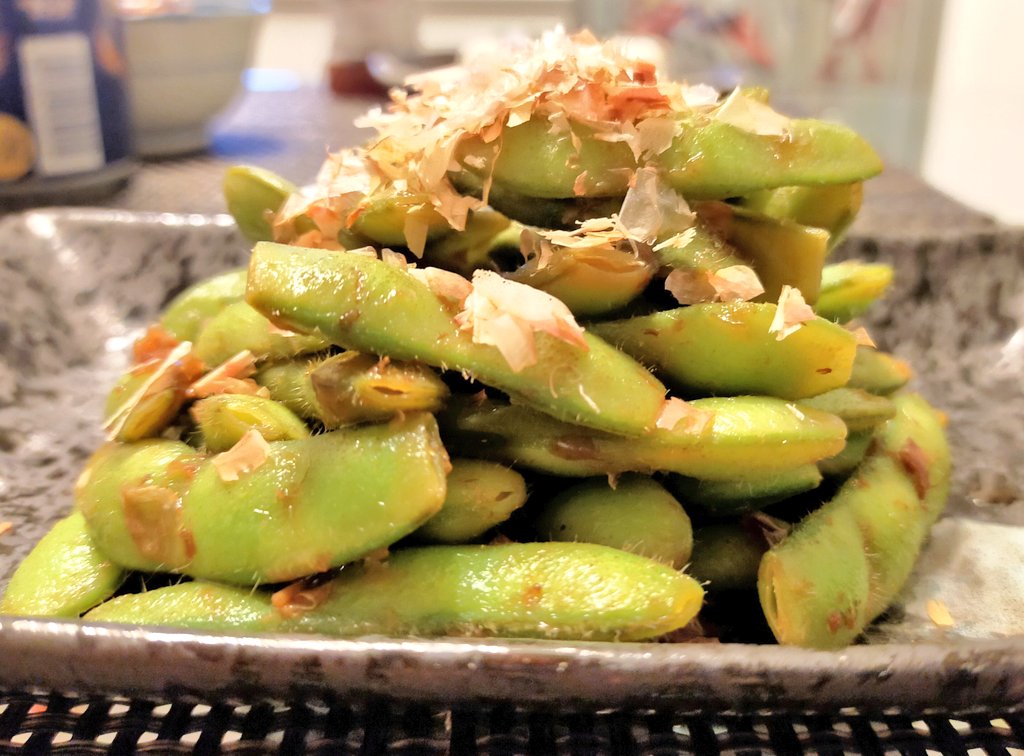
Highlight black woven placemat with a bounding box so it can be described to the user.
[0,691,1022,755]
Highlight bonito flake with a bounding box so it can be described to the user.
[769,285,817,340]
[655,397,714,434]
[213,429,272,482]
[712,88,791,137]
[456,270,587,372]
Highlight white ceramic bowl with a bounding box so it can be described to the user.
[124,10,260,157]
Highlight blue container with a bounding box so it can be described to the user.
[0,0,135,206]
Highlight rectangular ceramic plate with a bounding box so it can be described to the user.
[1,209,1022,712]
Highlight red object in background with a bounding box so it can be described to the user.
[328,60,387,97]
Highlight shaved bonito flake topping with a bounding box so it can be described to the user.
[0,521,12,537]
[655,397,714,434]
[104,341,200,440]
[341,28,722,228]
[213,429,272,482]
[408,266,473,304]
[712,88,791,137]
[271,579,334,619]
[926,598,955,628]
[664,268,715,305]
[849,325,876,348]
[618,166,692,243]
[708,265,765,302]
[186,350,260,399]
[769,286,816,341]
[455,270,587,372]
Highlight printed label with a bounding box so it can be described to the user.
[17,31,105,177]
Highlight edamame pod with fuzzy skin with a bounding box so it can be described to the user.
[440,396,846,480]
[818,429,873,478]
[1,513,124,617]
[256,352,449,428]
[104,365,188,442]
[535,476,693,569]
[736,183,863,247]
[508,243,654,317]
[77,413,449,585]
[422,209,517,276]
[591,303,856,400]
[666,465,822,518]
[247,242,668,436]
[798,387,895,433]
[87,543,705,640]
[725,210,829,304]
[451,167,623,230]
[758,393,951,649]
[452,115,882,202]
[160,269,247,342]
[415,460,527,543]
[193,301,331,366]
[651,223,746,277]
[348,190,451,247]
[816,261,893,322]
[223,165,297,243]
[689,523,768,592]
[848,346,913,395]
[190,394,309,452]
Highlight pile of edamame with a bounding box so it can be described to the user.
[2,31,950,649]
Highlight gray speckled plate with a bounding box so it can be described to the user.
[0,209,1022,712]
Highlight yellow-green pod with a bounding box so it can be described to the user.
[415,460,527,543]
[441,396,847,480]
[89,543,705,641]
[190,394,310,452]
[423,209,517,276]
[848,346,913,395]
[667,465,823,518]
[758,393,951,648]
[194,301,331,366]
[104,367,188,442]
[738,182,863,248]
[818,429,874,478]
[223,165,297,243]
[726,208,829,303]
[160,268,247,342]
[689,523,768,592]
[350,190,451,247]
[816,261,894,323]
[535,476,693,569]
[1,512,124,617]
[798,387,896,433]
[508,244,654,317]
[592,302,856,400]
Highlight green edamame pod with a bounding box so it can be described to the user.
[591,302,856,400]
[535,476,693,569]
[193,301,331,366]
[816,261,893,322]
[726,209,829,303]
[818,429,873,478]
[1,512,124,617]
[160,268,247,342]
[658,118,883,200]
[652,223,746,276]
[758,393,951,648]
[349,190,451,247]
[415,460,527,543]
[88,543,704,640]
[190,394,310,452]
[104,365,188,442]
[798,387,895,433]
[689,523,768,592]
[77,413,449,584]
[666,465,822,518]
[423,209,516,276]
[451,167,623,230]
[848,346,913,395]
[737,182,863,247]
[508,243,654,317]
[247,242,668,436]
[256,352,449,428]
[440,396,846,480]
[223,165,297,243]
[453,115,882,202]
[87,581,279,631]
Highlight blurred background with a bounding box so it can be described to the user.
[243,0,1020,223]
[3,0,1020,223]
